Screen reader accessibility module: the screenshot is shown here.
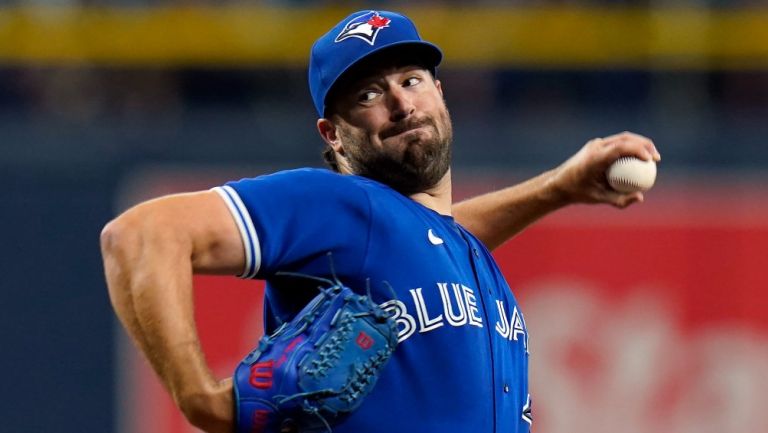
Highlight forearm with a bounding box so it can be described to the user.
[453,169,567,251]
[100,206,235,432]
[101,215,215,401]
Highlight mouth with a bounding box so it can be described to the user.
[381,119,434,141]
[392,125,427,137]
[382,126,432,150]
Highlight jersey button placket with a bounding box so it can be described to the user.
[503,384,510,393]
[469,248,490,294]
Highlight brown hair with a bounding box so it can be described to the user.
[321,144,340,173]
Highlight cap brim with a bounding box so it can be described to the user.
[323,40,443,116]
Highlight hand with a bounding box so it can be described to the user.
[548,131,661,208]
[179,378,234,433]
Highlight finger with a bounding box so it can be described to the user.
[617,192,644,208]
[602,132,657,162]
[650,144,661,162]
[603,190,643,208]
[600,131,646,144]
[585,137,606,150]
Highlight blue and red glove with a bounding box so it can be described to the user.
[234,282,398,433]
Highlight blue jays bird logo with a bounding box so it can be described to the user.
[334,11,392,46]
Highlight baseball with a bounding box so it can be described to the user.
[606,156,657,193]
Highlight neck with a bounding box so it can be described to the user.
[409,169,453,216]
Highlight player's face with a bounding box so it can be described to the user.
[330,65,453,195]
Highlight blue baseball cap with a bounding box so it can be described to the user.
[308,10,443,117]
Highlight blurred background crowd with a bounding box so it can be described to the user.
[2,3,767,172]
[2,2,767,433]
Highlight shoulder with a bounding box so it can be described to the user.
[266,168,391,192]
[228,168,401,202]
[221,169,402,222]
[228,168,367,191]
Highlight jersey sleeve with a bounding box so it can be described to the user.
[212,168,372,279]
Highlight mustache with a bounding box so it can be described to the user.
[380,117,436,140]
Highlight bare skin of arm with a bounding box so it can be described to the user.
[100,190,241,433]
[453,132,662,251]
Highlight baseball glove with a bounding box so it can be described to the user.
[233,279,399,433]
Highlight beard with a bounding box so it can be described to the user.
[337,109,453,196]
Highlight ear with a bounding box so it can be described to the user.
[435,79,444,97]
[317,118,345,154]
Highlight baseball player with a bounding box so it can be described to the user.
[100,10,660,433]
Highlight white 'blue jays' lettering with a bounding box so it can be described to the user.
[381,283,528,346]
[495,300,530,353]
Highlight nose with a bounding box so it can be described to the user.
[387,86,415,122]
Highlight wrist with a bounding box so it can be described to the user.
[178,380,234,433]
[540,168,573,209]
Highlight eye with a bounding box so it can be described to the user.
[404,76,421,87]
[358,90,380,102]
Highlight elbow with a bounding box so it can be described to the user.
[101,208,152,259]
[100,217,130,260]
[100,215,142,300]
[100,219,117,256]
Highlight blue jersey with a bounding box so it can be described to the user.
[214,168,531,433]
